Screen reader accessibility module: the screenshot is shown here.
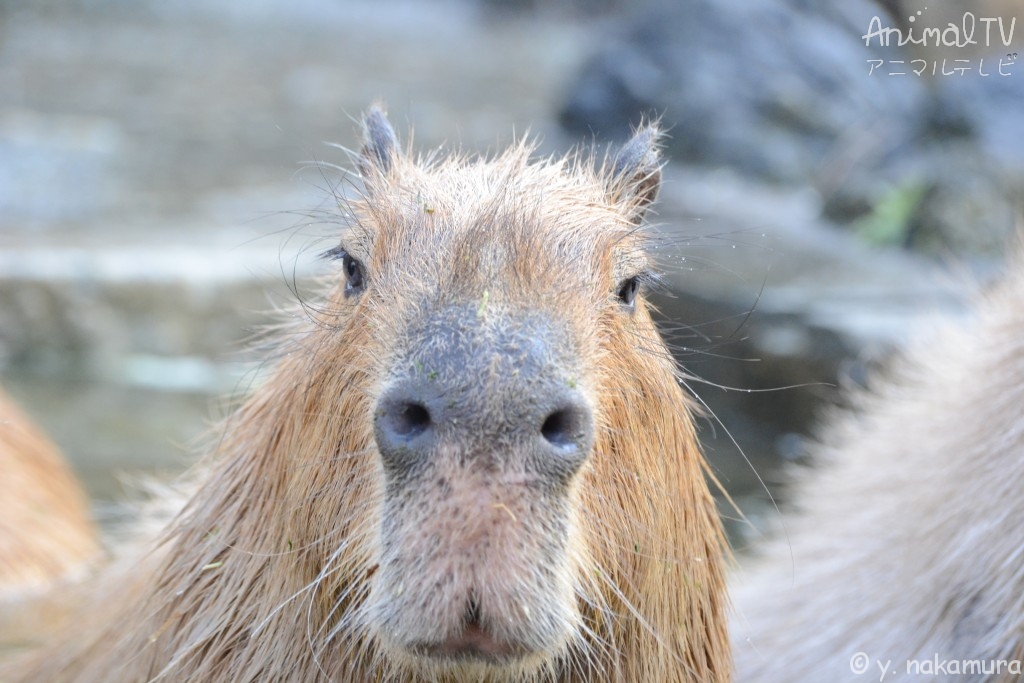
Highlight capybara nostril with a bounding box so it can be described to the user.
[375,388,437,471]
[386,401,432,439]
[542,398,593,449]
[537,397,594,479]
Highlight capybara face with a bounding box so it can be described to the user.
[311,109,664,674]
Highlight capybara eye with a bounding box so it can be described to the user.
[617,276,640,309]
[342,252,365,294]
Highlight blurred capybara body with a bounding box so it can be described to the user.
[0,385,100,656]
[732,249,1024,681]
[0,386,99,601]
[2,108,730,682]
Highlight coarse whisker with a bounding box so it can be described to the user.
[659,342,758,364]
[315,576,372,645]
[299,158,356,178]
[677,369,833,395]
[654,313,747,335]
[569,599,615,677]
[305,558,366,682]
[677,373,790,559]
[626,339,681,365]
[649,313,755,344]
[251,533,370,639]
[590,567,694,675]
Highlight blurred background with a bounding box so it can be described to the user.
[1,0,1021,549]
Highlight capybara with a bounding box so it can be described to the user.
[0,385,100,656]
[732,247,1024,681]
[1,107,730,682]
[0,385,99,601]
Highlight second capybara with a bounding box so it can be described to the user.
[732,246,1024,681]
[0,386,99,601]
[0,385,100,655]
[2,107,731,682]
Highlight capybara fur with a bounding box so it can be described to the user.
[732,246,1024,681]
[0,385,99,601]
[0,385,100,656]
[1,107,730,682]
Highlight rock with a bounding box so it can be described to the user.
[559,0,926,184]
[558,0,1024,257]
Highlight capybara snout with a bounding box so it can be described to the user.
[373,307,595,481]
[370,306,595,664]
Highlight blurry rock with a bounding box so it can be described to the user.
[559,0,925,183]
[558,0,1024,257]
[937,74,1024,183]
[902,146,1016,255]
[477,0,635,16]
[0,239,320,381]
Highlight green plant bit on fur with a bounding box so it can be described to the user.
[477,289,490,318]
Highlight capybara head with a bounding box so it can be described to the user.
[272,107,729,679]
[347,109,656,667]
[4,107,729,683]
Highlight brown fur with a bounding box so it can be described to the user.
[0,385,100,657]
[1,109,730,682]
[0,386,99,601]
[733,245,1024,681]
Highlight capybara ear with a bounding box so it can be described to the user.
[609,123,662,223]
[358,104,398,189]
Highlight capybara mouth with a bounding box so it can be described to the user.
[412,623,531,663]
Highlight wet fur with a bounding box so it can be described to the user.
[1,111,729,682]
[733,247,1024,681]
